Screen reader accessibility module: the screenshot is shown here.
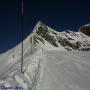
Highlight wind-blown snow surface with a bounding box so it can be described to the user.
[37,51,90,90]
[0,46,90,90]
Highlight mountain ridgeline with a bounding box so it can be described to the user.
[0,21,90,89]
[31,21,90,51]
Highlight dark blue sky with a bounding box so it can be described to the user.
[0,0,90,53]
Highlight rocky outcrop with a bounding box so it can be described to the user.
[79,24,90,36]
[32,21,90,51]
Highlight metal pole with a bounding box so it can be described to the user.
[21,0,23,73]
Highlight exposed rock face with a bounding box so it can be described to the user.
[79,24,90,36]
[32,21,90,51]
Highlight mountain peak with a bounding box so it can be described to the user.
[37,20,44,25]
[31,22,90,51]
[32,20,45,33]
[35,20,45,28]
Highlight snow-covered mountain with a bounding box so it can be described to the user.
[0,21,90,90]
[32,21,90,51]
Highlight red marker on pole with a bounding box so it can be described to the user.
[21,0,23,16]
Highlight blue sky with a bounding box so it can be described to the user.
[0,0,90,53]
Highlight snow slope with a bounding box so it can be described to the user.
[0,47,43,90]
[0,48,90,90]
[0,21,90,90]
[37,51,90,90]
